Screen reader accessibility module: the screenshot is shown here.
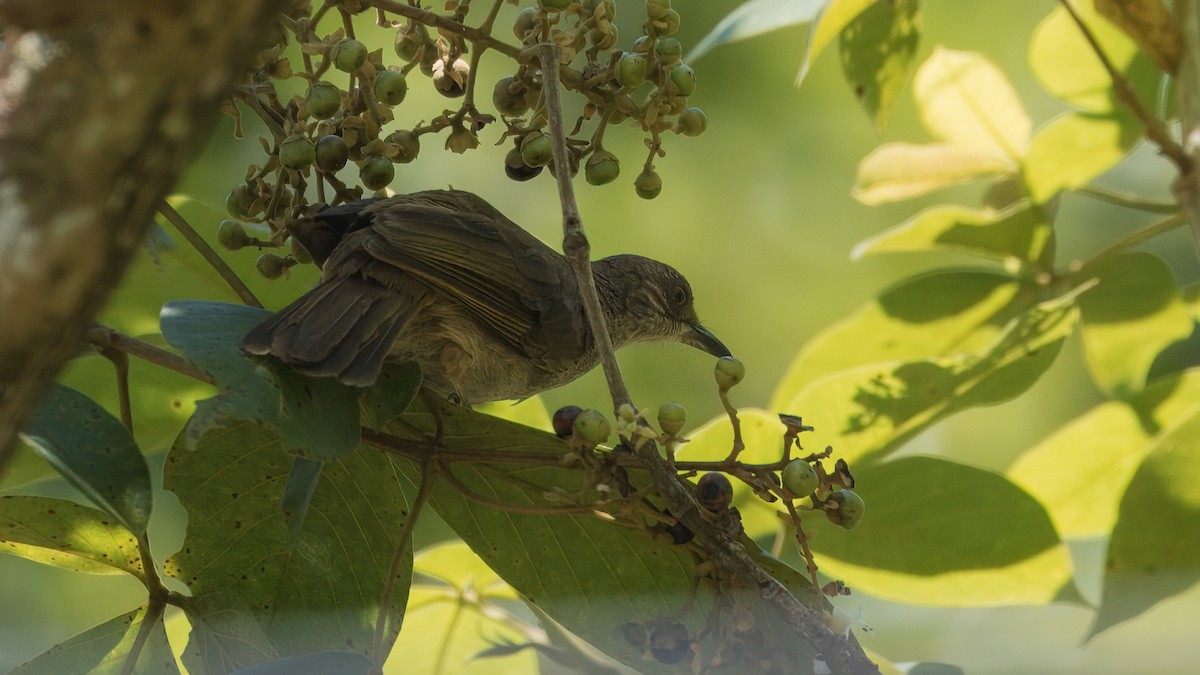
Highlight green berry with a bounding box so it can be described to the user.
[513,7,540,40]
[505,148,543,181]
[616,52,648,88]
[256,253,289,280]
[216,220,250,251]
[552,405,583,439]
[825,489,865,529]
[781,459,819,498]
[573,409,611,445]
[668,64,696,96]
[646,0,672,20]
[225,185,259,219]
[696,473,733,512]
[634,168,662,199]
[278,136,315,170]
[520,132,554,168]
[315,134,349,172]
[657,402,686,436]
[331,38,367,73]
[492,76,530,116]
[385,130,421,164]
[655,37,682,63]
[394,31,421,62]
[306,81,342,119]
[374,70,408,106]
[658,9,680,35]
[359,155,394,191]
[540,0,571,11]
[714,356,745,390]
[585,151,620,186]
[675,107,707,136]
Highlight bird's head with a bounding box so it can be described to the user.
[593,254,730,358]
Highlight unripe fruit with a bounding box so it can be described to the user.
[540,0,570,10]
[631,36,651,53]
[585,151,620,185]
[315,134,349,172]
[714,356,745,389]
[216,220,251,251]
[824,489,865,529]
[385,130,420,163]
[394,32,421,62]
[655,37,682,63]
[573,409,611,445]
[674,107,707,137]
[513,7,539,40]
[520,132,554,168]
[657,402,686,436]
[668,64,696,96]
[696,473,733,512]
[306,81,342,119]
[374,70,408,106]
[616,52,648,88]
[646,0,672,20]
[552,405,583,439]
[658,9,681,35]
[781,459,819,498]
[433,57,469,98]
[225,185,259,219]
[505,147,543,181]
[331,38,368,73]
[359,155,394,190]
[278,136,315,170]
[257,253,288,280]
[492,76,530,116]
[634,167,662,199]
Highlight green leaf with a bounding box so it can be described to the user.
[1095,0,1181,73]
[1009,368,1200,538]
[164,418,412,664]
[0,496,144,579]
[280,458,323,539]
[1076,253,1193,396]
[776,289,1081,466]
[22,384,152,534]
[853,142,1014,205]
[852,203,1051,265]
[838,0,920,134]
[799,0,876,83]
[475,397,553,433]
[179,594,278,675]
[1022,111,1143,204]
[914,47,1030,159]
[11,605,180,674]
[412,540,518,598]
[1089,408,1200,638]
[809,457,1073,606]
[229,651,372,675]
[1029,2,1161,112]
[160,300,363,460]
[689,0,830,63]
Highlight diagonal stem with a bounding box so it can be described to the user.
[157,201,263,308]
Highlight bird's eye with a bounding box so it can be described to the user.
[672,286,688,306]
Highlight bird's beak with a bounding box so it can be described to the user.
[687,324,731,357]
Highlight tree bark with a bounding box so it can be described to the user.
[0,0,294,475]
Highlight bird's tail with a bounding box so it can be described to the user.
[242,277,416,387]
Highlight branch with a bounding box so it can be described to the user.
[157,201,263,308]
[1173,0,1200,257]
[365,0,521,59]
[86,325,215,386]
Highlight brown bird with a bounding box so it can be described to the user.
[242,190,729,404]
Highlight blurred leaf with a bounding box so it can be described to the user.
[280,457,323,539]
[689,0,829,63]
[853,142,1013,204]
[1089,408,1200,638]
[0,496,144,579]
[164,418,411,664]
[361,362,422,430]
[1095,0,1181,73]
[160,300,363,460]
[10,605,179,675]
[809,457,1073,606]
[412,540,518,598]
[852,202,1051,265]
[384,400,822,674]
[772,271,1033,410]
[1076,253,1193,396]
[22,384,152,534]
[476,397,553,433]
[838,0,920,134]
[230,651,372,675]
[1030,2,1161,112]
[180,594,278,675]
[777,289,1080,466]
[1022,111,1143,204]
[799,0,875,83]
[1009,368,1200,538]
[915,47,1029,159]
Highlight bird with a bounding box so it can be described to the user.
[242,189,730,404]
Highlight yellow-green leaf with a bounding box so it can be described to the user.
[0,496,144,580]
[1022,111,1143,204]
[801,0,876,83]
[838,0,921,134]
[852,202,1051,265]
[915,47,1030,159]
[853,142,1014,205]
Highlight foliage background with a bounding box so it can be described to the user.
[2,1,1198,673]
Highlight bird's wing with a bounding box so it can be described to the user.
[327,195,588,365]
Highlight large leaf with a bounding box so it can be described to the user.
[799,0,876,83]
[1009,368,1200,538]
[0,496,144,579]
[230,651,372,675]
[1021,111,1143,204]
[852,203,1051,265]
[1089,408,1200,638]
[11,605,179,675]
[164,417,412,668]
[160,300,361,460]
[809,457,1074,606]
[914,47,1030,160]
[1076,253,1193,397]
[22,384,152,534]
[853,142,1013,205]
[689,0,829,63]
[838,0,920,134]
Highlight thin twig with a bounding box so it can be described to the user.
[157,201,263,308]
[366,0,521,58]
[86,325,215,386]
[120,534,170,675]
[1071,212,1187,271]
[94,345,133,432]
[1077,185,1180,214]
[1173,0,1200,258]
